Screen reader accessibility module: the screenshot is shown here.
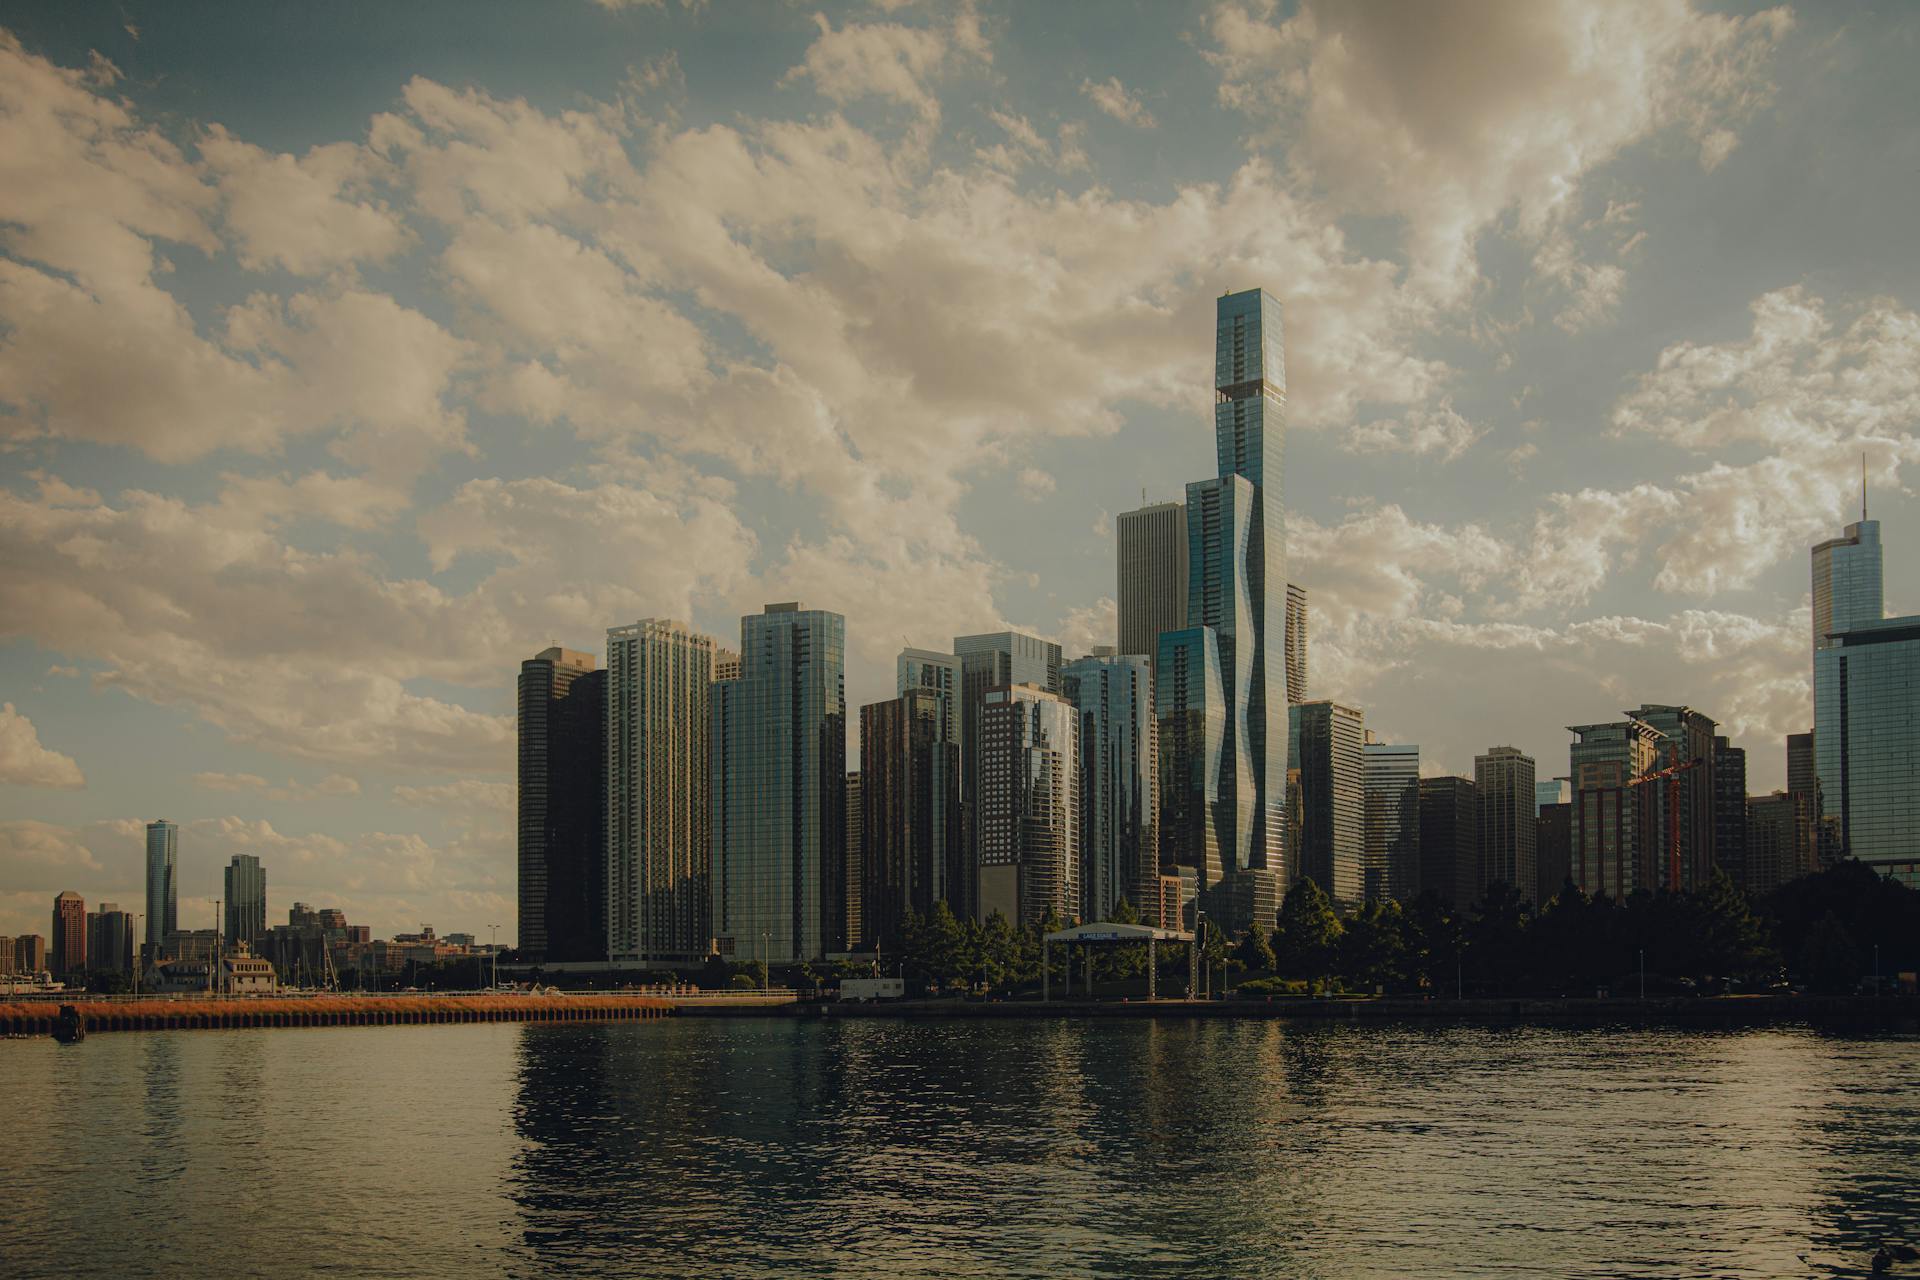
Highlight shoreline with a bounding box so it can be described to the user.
[6,991,1914,1037]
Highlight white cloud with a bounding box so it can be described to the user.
[1081,76,1156,129]
[783,12,955,124]
[1016,467,1057,500]
[0,702,85,788]
[1204,0,1793,302]
[194,771,361,801]
[201,125,411,275]
[1346,401,1483,462]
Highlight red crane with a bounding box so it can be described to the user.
[1636,745,1702,893]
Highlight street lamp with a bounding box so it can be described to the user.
[489,924,499,991]
[762,932,769,993]
[134,912,144,999]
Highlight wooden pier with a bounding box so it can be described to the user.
[0,993,676,1037]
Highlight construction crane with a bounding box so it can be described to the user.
[1635,745,1703,892]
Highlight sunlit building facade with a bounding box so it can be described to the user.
[977,684,1080,930]
[1362,739,1420,904]
[1156,626,1226,901]
[1063,652,1158,921]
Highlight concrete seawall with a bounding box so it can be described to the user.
[0,993,676,1037]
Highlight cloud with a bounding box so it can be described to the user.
[0,702,85,788]
[1346,400,1484,461]
[1204,0,1793,302]
[783,12,955,124]
[194,771,361,801]
[1016,467,1057,500]
[392,780,514,813]
[1081,76,1156,128]
[200,125,411,275]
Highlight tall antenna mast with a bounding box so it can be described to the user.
[1862,450,1868,521]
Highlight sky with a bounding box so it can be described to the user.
[1,0,1917,947]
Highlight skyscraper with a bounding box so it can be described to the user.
[607,620,716,965]
[1285,582,1308,705]
[1063,652,1158,921]
[977,684,1080,929]
[86,903,134,975]
[1186,473,1259,880]
[1632,704,1718,893]
[51,891,85,977]
[1117,500,1187,666]
[1156,626,1226,901]
[1362,739,1420,903]
[224,854,266,949]
[145,819,177,959]
[1786,730,1828,869]
[1209,288,1290,878]
[1292,700,1364,905]
[1568,718,1663,900]
[1745,791,1815,896]
[1418,777,1480,909]
[845,771,863,950]
[897,648,963,747]
[1811,516,1882,653]
[1474,746,1538,900]
[1711,735,1747,887]
[1534,779,1567,813]
[1535,803,1572,905]
[859,688,961,947]
[518,646,605,962]
[712,604,847,963]
[954,630,1062,919]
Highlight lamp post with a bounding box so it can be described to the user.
[761,932,769,993]
[133,912,144,999]
[489,924,499,991]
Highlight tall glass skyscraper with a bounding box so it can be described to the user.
[1063,652,1158,922]
[976,683,1080,929]
[1474,746,1539,899]
[858,687,961,947]
[1292,700,1364,905]
[1156,626,1225,898]
[144,819,177,956]
[953,630,1062,919]
[1117,500,1187,668]
[518,646,605,962]
[1362,740,1420,904]
[607,619,717,965]
[712,603,847,963]
[1812,515,1919,875]
[1191,288,1288,880]
[223,853,266,949]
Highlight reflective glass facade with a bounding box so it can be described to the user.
[1362,742,1420,903]
[1063,653,1158,921]
[954,631,1062,920]
[1117,502,1187,670]
[977,684,1080,929]
[1812,519,1882,651]
[1815,617,1920,862]
[1418,777,1479,908]
[1187,474,1257,876]
[1475,746,1538,900]
[223,854,266,948]
[607,620,715,964]
[1292,700,1364,905]
[145,819,177,954]
[712,604,846,963]
[858,687,961,948]
[1568,719,1661,901]
[1156,626,1225,898]
[518,647,604,961]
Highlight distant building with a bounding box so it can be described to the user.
[1785,731,1833,868]
[859,689,961,947]
[1631,704,1719,893]
[13,934,48,975]
[1117,501,1187,670]
[86,903,135,975]
[164,929,220,964]
[145,819,177,960]
[1475,746,1538,900]
[845,771,863,949]
[1535,803,1572,904]
[1063,652,1159,921]
[1568,718,1663,901]
[51,891,85,977]
[1711,736,1747,888]
[224,854,267,949]
[1292,700,1364,906]
[1362,738,1420,904]
[1746,791,1816,897]
[1285,583,1308,706]
[518,646,605,963]
[713,604,847,963]
[1811,512,1920,876]
[1156,626,1226,908]
[1534,779,1567,813]
[0,937,12,975]
[897,648,963,748]
[1418,777,1480,909]
[954,630,1062,920]
[977,684,1080,930]
[606,620,716,966]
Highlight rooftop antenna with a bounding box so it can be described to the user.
[1862,450,1868,521]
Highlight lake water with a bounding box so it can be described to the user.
[3,1018,1917,1277]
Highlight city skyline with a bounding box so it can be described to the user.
[4,2,1920,945]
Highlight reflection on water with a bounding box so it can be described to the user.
[2,1019,1916,1278]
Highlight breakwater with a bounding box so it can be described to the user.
[1,993,675,1037]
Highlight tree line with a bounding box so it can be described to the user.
[863,861,1917,998]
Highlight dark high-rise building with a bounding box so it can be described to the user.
[1711,736,1747,887]
[86,903,135,975]
[977,684,1080,929]
[713,604,847,963]
[845,771,863,950]
[1568,717,1663,901]
[1292,700,1364,905]
[1362,738,1420,903]
[224,854,267,949]
[15,934,47,975]
[858,690,960,948]
[954,630,1061,920]
[1117,501,1187,670]
[1785,731,1832,869]
[1535,803,1572,904]
[51,891,85,977]
[145,819,177,960]
[1474,746,1538,900]
[1746,791,1815,896]
[1632,704,1718,893]
[1418,777,1480,909]
[518,646,606,962]
[1285,583,1308,705]
[1064,652,1159,921]
[1156,626,1226,900]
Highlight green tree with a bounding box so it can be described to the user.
[1803,911,1863,994]
[1234,922,1277,975]
[1338,900,1407,992]
[1275,878,1342,984]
